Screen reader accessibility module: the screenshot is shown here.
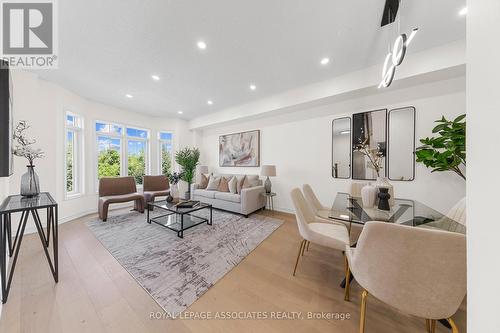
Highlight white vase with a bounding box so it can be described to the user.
[361,183,377,208]
[374,177,395,206]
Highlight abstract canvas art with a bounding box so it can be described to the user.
[219,130,260,167]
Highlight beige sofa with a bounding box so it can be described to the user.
[190,174,266,217]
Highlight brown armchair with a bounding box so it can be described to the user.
[98,176,144,221]
[143,175,170,205]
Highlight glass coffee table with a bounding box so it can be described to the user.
[147,200,212,238]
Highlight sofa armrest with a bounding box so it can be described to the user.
[191,183,199,192]
[240,185,266,215]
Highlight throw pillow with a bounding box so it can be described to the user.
[228,176,237,194]
[199,174,209,189]
[217,176,230,192]
[206,176,221,191]
[246,175,260,187]
[236,175,247,194]
[241,176,251,192]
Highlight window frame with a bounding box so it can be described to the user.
[158,131,174,176]
[125,125,150,185]
[64,111,84,199]
[94,120,151,190]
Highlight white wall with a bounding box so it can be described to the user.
[467,1,500,332]
[8,70,192,230]
[197,76,466,214]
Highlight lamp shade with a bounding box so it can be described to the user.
[198,165,209,174]
[260,165,276,177]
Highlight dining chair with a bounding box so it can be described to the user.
[290,188,350,276]
[302,184,361,245]
[446,197,466,226]
[344,221,466,333]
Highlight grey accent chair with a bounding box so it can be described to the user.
[344,221,466,333]
[290,188,349,276]
[302,184,361,245]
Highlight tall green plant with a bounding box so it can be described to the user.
[415,114,466,180]
[175,147,200,184]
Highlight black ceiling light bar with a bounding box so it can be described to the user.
[381,0,400,26]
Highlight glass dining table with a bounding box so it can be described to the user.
[329,192,465,330]
[328,192,465,235]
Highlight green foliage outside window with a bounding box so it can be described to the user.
[161,149,172,175]
[98,149,121,178]
[66,140,73,192]
[128,151,146,184]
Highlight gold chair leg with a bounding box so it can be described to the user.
[293,240,305,276]
[344,256,351,301]
[306,241,310,251]
[359,290,368,333]
[447,318,459,333]
[426,319,436,333]
[301,241,306,256]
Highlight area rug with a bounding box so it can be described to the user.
[86,209,283,315]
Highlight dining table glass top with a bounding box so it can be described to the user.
[329,193,465,234]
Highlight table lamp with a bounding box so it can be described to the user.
[260,165,276,194]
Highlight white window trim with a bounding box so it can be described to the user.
[64,111,84,200]
[158,131,174,175]
[94,120,151,191]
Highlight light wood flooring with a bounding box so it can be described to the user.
[0,209,466,333]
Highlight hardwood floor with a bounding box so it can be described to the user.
[0,209,466,333]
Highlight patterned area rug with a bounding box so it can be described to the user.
[86,209,283,315]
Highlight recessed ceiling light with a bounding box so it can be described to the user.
[207,100,213,105]
[459,7,467,16]
[125,94,133,99]
[151,75,160,81]
[177,110,183,114]
[249,84,257,91]
[320,57,330,65]
[197,41,207,50]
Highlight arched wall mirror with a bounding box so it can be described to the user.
[388,106,416,181]
[352,109,387,180]
[331,117,351,179]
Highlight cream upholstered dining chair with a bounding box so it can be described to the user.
[446,197,466,226]
[290,188,350,276]
[344,221,466,333]
[302,184,360,246]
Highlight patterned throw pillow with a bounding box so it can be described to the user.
[228,176,237,194]
[217,176,230,192]
[206,176,221,191]
[199,174,209,189]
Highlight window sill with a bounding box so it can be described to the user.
[65,192,84,201]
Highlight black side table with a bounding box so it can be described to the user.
[0,192,58,303]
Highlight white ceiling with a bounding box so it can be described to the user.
[35,0,466,119]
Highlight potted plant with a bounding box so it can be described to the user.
[174,147,200,199]
[416,114,466,180]
[12,121,45,197]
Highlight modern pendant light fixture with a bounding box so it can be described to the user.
[378,0,418,88]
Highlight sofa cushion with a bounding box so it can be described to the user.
[199,174,209,189]
[194,189,216,199]
[206,176,221,190]
[236,175,246,194]
[246,175,260,187]
[228,176,237,194]
[214,192,241,203]
[217,176,230,192]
